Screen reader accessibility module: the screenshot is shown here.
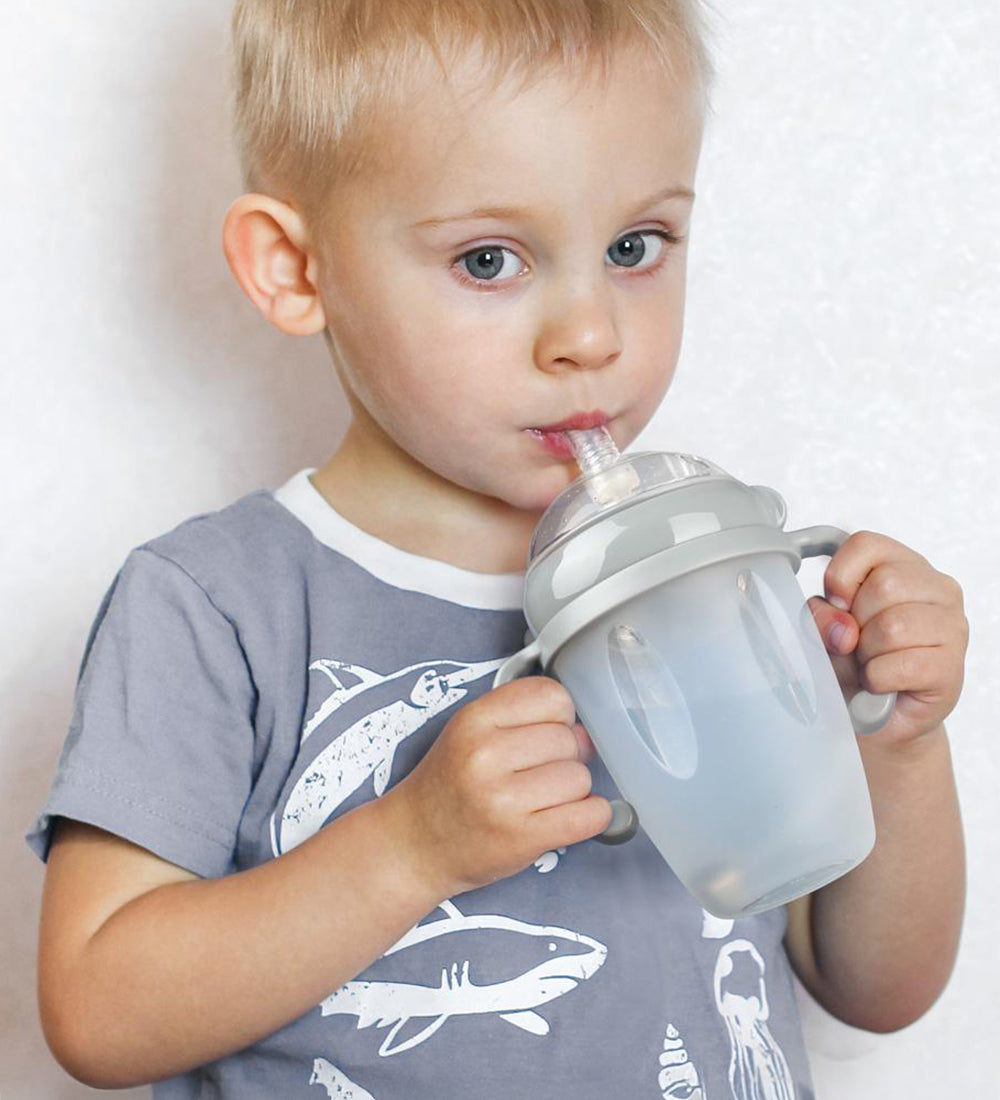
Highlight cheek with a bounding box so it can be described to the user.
[366,349,494,450]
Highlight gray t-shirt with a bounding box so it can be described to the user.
[26,467,816,1099]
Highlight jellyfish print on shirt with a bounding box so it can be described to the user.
[713,940,795,1100]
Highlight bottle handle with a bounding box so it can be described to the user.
[493,641,639,844]
[786,524,898,736]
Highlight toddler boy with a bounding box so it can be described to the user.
[27,1,967,1096]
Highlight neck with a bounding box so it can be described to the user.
[310,420,542,574]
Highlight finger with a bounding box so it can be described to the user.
[843,560,962,631]
[823,533,930,622]
[859,645,960,697]
[492,722,587,773]
[529,794,614,849]
[855,602,960,665]
[572,720,597,762]
[488,676,576,731]
[807,596,860,655]
[508,758,594,813]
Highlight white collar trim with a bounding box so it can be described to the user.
[271,468,526,611]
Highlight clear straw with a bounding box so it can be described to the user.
[564,426,621,475]
[563,426,640,505]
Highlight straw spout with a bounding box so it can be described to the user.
[564,426,641,505]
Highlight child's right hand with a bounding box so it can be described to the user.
[386,677,614,897]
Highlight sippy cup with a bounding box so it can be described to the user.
[494,428,895,918]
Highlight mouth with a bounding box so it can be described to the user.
[530,410,610,433]
[524,411,611,460]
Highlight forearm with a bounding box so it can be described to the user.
[808,723,966,1031]
[56,793,446,1088]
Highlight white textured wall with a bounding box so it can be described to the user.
[1,2,996,1096]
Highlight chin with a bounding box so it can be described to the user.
[506,468,577,515]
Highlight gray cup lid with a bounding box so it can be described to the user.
[528,450,733,565]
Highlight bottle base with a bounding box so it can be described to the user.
[736,859,856,917]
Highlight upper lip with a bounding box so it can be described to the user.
[530,410,610,432]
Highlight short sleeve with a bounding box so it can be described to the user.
[24,547,258,878]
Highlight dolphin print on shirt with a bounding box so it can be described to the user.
[319,898,609,1057]
[270,655,506,855]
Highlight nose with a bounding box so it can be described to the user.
[534,280,623,375]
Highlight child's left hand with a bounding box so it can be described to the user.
[807,531,969,750]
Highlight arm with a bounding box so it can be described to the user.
[39,676,605,1090]
[39,792,447,1089]
[784,723,965,1033]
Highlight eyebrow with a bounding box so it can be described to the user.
[411,184,695,230]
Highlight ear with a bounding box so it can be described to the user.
[221,193,327,336]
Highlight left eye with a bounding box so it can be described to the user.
[458,246,524,283]
[607,230,667,269]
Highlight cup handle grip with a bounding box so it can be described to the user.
[492,640,639,844]
[787,524,898,736]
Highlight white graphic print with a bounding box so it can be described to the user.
[271,656,505,855]
[701,909,736,940]
[309,1057,375,1098]
[713,940,795,1100]
[659,1022,707,1099]
[319,897,608,1057]
[534,847,567,873]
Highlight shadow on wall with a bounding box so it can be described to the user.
[148,13,351,470]
[2,8,349,1095]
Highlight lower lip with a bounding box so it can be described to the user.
[525,429,577,459]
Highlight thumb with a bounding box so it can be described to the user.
[807,595,857,655]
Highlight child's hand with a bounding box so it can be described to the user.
[806,530,969,750]
[386,677,612,897]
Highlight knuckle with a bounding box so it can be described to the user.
[944,572,965,606]
[464,741,495,783]
[849,530,878,554]
[450,699,483,737]
[485,784,517,825]
[532,676,574,720]
[870,563,903,603]
[882,606,909,645]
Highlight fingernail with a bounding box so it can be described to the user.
[829,623,849,651]
[829,596,849,610]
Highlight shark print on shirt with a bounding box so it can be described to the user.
[309,1058,376,1099]
[319,897,608,1057]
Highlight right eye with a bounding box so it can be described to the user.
[453,245,527,287]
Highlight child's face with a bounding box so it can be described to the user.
[314,43,704,515]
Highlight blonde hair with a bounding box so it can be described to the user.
[229,0,718,233]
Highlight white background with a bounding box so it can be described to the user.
[2,1,997,1095]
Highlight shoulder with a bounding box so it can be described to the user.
[140,486,288,569]
[133,485,311,611]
